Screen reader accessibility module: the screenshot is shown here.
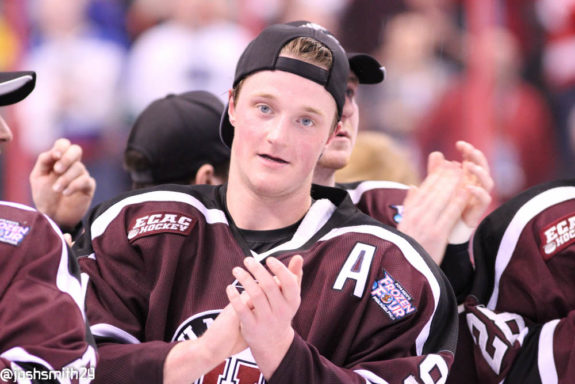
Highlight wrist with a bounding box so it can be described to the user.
[448,220,474,244]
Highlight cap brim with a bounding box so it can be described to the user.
[347,53,384,84]
[219,104,234,148]
[0,71,36,106]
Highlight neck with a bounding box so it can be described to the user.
[226,176,312,231]
[312,165,336,187]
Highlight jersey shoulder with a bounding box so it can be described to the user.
[0,200,60,248]
[471,178,575,310]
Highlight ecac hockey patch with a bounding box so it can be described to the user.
[0,218,30,246]
[127,212,195,242]
[371,270,416,321]
[540,213,575,260]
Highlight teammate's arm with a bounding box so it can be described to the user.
[0,205,96,380]
[465,301,575,384]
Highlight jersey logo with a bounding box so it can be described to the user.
[390,205,404,224]
[127,212,195,242]
[540,213,575,260]
[0,218,30,246]
[172,311,265,384]
[371,270,416,321]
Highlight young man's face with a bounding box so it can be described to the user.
[0,115,13,154]
[316,74,359,171]
[228,69,339,198]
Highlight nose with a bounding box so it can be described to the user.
[266,115,290,144]
[0,115,14,146]
[341,96,355,121]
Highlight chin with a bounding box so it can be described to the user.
[318,152,349,171]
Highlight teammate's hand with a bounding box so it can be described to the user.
[398,156,469,264]
[30,138,96,231]
[226,255,303,379]
[455,141,494,229]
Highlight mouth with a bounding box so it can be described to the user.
[335,131,350,139]
[259,153,289,164]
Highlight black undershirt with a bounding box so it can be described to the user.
[237,219,302,254]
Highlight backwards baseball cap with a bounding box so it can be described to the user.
[220,21,350,148]
[347,53,385,84]
[0,71,36,106]
[125,90,230,185]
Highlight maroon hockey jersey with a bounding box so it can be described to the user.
[337,181,408,227]
[0,201,96,383]
[453,178,575,383]
[76,183,458,383]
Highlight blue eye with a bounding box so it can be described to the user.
[257,104,271,114]
[299,117,314,127]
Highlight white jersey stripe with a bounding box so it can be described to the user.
[538,319,560,384]
[91,191,229,240]
[345,181,409,205]
[320,225,441,356]
[91,323,141,345]
[0,201,86,321]
[354,369,389,384]
[488,187,575,309]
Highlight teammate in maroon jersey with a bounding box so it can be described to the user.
[76,21,458,383]
[446,178,575,383]
[0,71,96,382]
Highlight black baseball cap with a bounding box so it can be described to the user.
[220,21,350,148]
[125,90,230,184]
[0,71,36,106]
[347,53,385,84]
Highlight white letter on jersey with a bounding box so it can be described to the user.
[333,242,375,298]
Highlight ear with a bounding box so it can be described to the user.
[195,163,217,185]
[228,90,236,126]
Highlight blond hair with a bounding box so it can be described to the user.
[335,131,420,185]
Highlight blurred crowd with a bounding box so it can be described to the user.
[1,0,573,209]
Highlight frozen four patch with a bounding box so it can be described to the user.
[0,218,31,246]
[127,212,195,242]
[371,270,416,321]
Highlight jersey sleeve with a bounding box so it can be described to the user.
[440,243,474,302]
[464,298,575,384]
[75,201,175,383]
[0,203,96,382]
[271,231,459,384]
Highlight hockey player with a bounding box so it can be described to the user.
[0,71,96,382]
[448,178,575,383]
[76,21,458,383]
